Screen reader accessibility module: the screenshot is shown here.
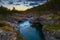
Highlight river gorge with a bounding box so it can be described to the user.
[19,19,44,40]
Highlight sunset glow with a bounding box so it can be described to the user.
[0,0,47,11]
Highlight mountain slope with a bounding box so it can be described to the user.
[26,0,60,12]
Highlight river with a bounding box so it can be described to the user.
[19,20,44,40]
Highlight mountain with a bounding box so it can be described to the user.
[26,0,60,13]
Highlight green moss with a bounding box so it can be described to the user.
[0,14,4,18]
[0,22,13,31]
[44,24,60,30]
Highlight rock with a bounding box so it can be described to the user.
[30,17,40,24]
[0,30,16,40]
[43,30,57,40]
[54,30,60,40]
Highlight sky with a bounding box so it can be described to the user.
[0,0,47,11]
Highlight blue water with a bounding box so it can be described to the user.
[19,21,44,40]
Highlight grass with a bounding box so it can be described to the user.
[44,24,60,30]
[0,14,4,18]
[0,22,13,31]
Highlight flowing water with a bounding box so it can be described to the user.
[19,20,44,40]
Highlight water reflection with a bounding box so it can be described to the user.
[19,21,44,40]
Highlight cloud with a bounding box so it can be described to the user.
[27,0,40,1]
[26,0,46,2]
[29,2,39,6]
[1,0,47,6]
[14,4,20,5]
[8,1,13,4]
[17,0,22,2]
[25,0,47,6]
[0,0,1,2]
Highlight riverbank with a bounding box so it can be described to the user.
[43,25,60,40]
[16,31,27,40]
[0,21,27,40]
[0,21,16,40]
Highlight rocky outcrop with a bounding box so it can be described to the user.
[54,30,60,40]
[43,29,60,40]
[0,29,16,40]
[0,20,26,40]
